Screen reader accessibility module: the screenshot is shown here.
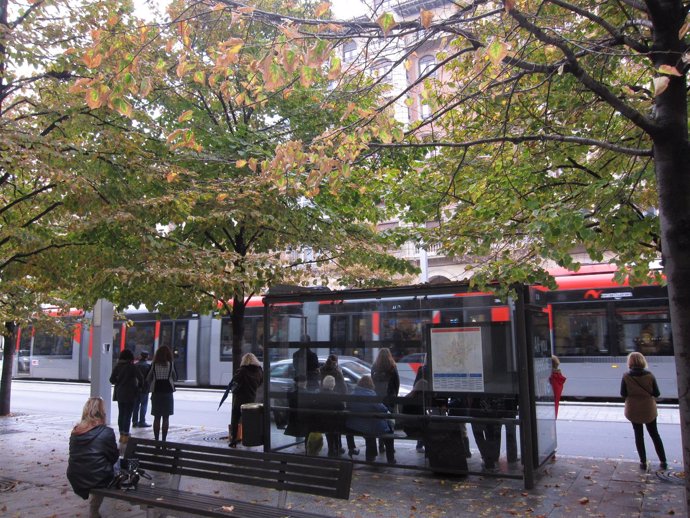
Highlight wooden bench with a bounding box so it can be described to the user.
[92,437,353,518]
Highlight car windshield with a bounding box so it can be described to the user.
[340,360,370,376]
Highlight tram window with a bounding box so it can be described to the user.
[220,317,264,362]
[33,330,72,357]
[126,322,156,356]
[617,307,672,356]
[553,308,609,356]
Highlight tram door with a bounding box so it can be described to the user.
[15,328,32,376]
[160,320,188,381]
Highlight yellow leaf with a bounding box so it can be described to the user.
[488,41,508,65]
[178,110,194,123]
[314,1,331,17]
[86,89,102,109]
[658,64,682,76]
[376,13,397,36]
[653,76,670,96]
[327,58,342,80]
[680,22,690,39]
[420,10,433,29]
[213,2,226,11]
[140,77,153,97]
[166,172,178,182]
[193,70,206,84]
[236,159,247,168]
[238,6,255,14]
[217,193,229,202]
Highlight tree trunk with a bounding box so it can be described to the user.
[0,322,16,416]
[647,0,690,507]
[231,295,247,376]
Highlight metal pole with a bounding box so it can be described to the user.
[514,287,536,489]
[420,247,428,283]
[91,299,114,424]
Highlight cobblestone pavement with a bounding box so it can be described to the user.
[0,407,685,518]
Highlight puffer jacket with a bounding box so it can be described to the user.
[346,386,394,436]
[621,368,660,424]
[66,424,119,499]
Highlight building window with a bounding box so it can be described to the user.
[371,59,392,83]
[420,98,432,119]
[419,55,437,79]
[343,41,357,62]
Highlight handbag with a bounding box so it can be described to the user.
[109,458,151,491]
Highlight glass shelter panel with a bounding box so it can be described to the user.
[529,308,556,465]
[264,286,523,478]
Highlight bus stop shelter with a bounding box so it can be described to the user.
[255,283,555,489]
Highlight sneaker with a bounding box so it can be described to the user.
[348,448,360,456]
[139,422,152,428]
[660,462,668,470]
[131,423,139,428]
[416,445,425,453]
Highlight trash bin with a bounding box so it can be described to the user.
[241,403,264,447]
[424,421,468,474]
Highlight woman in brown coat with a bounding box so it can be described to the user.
[620,352,667,470]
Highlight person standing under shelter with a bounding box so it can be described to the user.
[146,345,177,444]
[371,347,400,455]
[132,350,151,428]
[67,397,119,518]
[109,348,143,444]
[293,336,319,390]
[229,352,264,447]
[620,351,667,470]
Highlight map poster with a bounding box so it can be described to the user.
[429,326,484,392]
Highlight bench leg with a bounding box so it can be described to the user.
[277,489,288,508]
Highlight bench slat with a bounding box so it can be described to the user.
[126,438,352,500]
[92,486,328,518]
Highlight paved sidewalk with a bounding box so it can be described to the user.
[0,409,685,518]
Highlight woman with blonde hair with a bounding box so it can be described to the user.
[229,353,264,447]
[67,397,119,518]
[146,345,177,443]
[620,351,667,470]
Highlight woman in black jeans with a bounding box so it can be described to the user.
[620,351,667,470]
[109,348,143,444]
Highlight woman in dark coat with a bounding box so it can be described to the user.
[146,345,177,443]
[621,351,667,470]
[67,397,119,518]
[370,348,399,454]
[346,375,395,464]
[109,348,143,443]
[319,354,358,455]
[229,353,264,447]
